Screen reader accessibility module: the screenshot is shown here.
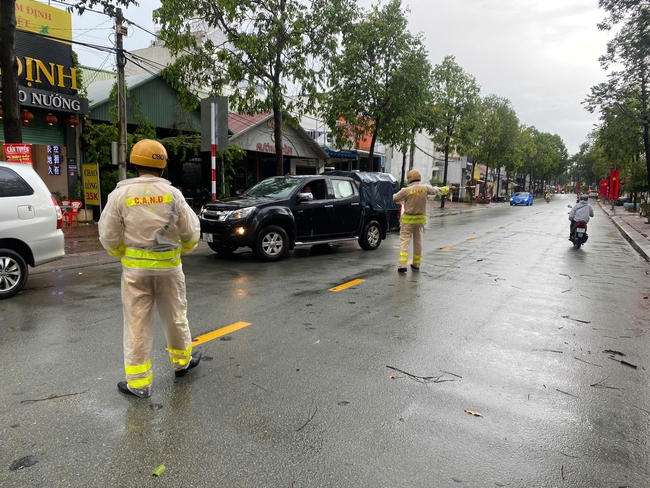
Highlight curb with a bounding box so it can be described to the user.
[598,201,650,263]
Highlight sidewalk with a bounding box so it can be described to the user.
[598,200,650,262]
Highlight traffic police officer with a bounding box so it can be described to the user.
[99,139,201,398]
[393,169,447,273]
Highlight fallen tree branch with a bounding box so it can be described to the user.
[573,357,602,367]
[562,315,591,324]
[386,365,457,384]
[21,391,87,404]
[296,406,318,432]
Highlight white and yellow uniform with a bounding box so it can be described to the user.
[393,181,442,269]
[99,175,200,396]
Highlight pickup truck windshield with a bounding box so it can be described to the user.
[246,177,302,198]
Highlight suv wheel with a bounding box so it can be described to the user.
[359,220,382,250]
[254,226,288,262]
[0,249,28,299]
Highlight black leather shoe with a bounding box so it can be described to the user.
[410,265,420,271]
[175,351,202,378]
[117,381,135,396]
[398,267,407,273]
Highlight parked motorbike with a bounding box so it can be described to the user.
[570,221,588,249]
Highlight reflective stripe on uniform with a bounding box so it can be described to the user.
[401,213,426,225]
[125,359,152,375]
[399,251,408,263]
[125,194,173,207]
[181,240,199,253]
[128,374,153,389]
[167,345,192,366]
[121,247,182,269]
[107,244,126,257]
[409,189,426,195]
[413,254,422,265]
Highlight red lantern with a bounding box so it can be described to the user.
[42,113,58,126]
[21,109,34,126]
[65,115,80,128]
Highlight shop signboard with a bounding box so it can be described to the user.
[82,164,101,206]
[4,143,32,164]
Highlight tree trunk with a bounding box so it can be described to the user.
[366,129,378,172]
[644,121,650,201]
[440,136,450,208]
[0,0,22,143]
[273,108,284,176]
[409,134,415,171]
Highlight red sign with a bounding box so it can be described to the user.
[4,143,32,164]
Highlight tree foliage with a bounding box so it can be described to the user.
[471,95,519,199]
[585,0,650,193]
[323,0,431,172]
[154,0,356,176]
[425,55,480,205]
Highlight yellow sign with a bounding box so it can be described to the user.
[15,0,72,44]
[82,164,100,206]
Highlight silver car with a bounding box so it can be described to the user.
[0,161,65,298]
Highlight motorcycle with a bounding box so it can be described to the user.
[545,194,551,203]
[570,221,588,249]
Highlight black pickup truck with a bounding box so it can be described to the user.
[198,173,400,261]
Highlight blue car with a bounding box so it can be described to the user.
[510,192,533,206]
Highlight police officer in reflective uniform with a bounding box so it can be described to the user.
[99,139,201,398]
[392,169,447,273]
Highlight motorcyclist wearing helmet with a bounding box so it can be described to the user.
[568,194,594,239]
[99,139,201,398]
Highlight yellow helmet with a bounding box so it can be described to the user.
[130,139,168,169]
[407,169,421,183]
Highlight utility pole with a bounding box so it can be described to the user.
[115,9,128,181]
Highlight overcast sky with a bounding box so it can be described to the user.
[67,0,613,155]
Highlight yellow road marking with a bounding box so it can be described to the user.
[329,279,365,292]
[192,321,252,345]
[441,246,454,251]
[466,237,477,242]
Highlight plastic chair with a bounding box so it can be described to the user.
[59,199,71,224]
[68,200,83,226]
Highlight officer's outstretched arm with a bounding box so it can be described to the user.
[178,200,200,253]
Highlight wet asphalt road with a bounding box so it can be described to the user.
[1,193,650,487]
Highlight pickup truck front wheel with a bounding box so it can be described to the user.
[359,220,382,251]
[254,225,288,262]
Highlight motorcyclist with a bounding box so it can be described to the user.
[568,194,594,239]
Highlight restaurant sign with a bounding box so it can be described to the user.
[0,86,88,114]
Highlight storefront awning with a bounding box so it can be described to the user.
[324,149,357,159]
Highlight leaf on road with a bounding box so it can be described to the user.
[388,375,396,379]
[152,464,166,476]
[465,409,483,417]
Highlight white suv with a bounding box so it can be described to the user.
[0,161,65,298]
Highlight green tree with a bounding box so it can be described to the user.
[0,0,22,143]
[585,0,650,194]
[471,95,519,200]
[323,0,432,174]
[425,55,481,207]
[154,0,356,176]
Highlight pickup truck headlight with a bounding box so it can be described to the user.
[225,206,256,221]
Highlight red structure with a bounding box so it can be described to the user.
[609,170,620,200]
